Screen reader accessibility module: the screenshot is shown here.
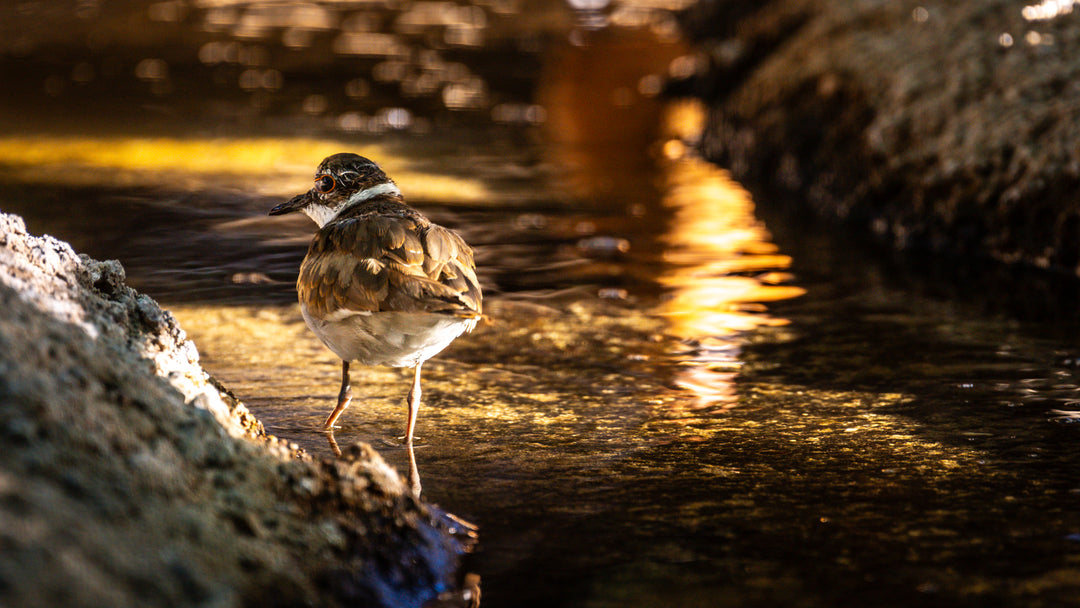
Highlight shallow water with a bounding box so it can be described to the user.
[3,2,1080,606]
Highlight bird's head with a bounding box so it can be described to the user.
[269,153,401,227]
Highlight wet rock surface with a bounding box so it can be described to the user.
[681,0,1080,271]
[0,212,471,608]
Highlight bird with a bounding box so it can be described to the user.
[268,153,482,449]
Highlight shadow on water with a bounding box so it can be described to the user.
[2,1,1080,607]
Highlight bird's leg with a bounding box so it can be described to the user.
[323,360,352,429]
[404,363,423,496]
[403,362,422,447]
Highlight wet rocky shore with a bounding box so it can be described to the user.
[680,0,1080,272]
[0,212,474,608]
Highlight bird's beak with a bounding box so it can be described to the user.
[269,192,311,216]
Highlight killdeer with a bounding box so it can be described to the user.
[269,153,482,448]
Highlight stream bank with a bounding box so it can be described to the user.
[0,212,474,608]
[680,0,1080,272]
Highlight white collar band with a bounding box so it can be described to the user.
[301,181,402,228]
[346,181,401,207]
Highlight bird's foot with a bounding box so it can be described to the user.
[398,435,427,448]
[377,436,426,448]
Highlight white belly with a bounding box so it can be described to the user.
[301,304,477,367]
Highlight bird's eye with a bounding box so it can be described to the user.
[314,175,336,193]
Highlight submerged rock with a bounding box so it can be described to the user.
[0,212,472,607]
[681,0,1080,272]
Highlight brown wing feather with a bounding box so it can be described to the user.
[298,214,482,319]
[420,224,482,315]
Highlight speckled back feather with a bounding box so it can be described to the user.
[297,197,482,320]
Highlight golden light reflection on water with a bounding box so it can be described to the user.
[166,301,604,443]
[0,136,491,202]
[655,101,806,409]
[656,154,806,337]
[534,26,806,412]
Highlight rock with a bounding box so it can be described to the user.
[681,0,1080,271]
[0,211,471,607]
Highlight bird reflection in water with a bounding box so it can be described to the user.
[325,429,422,499]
